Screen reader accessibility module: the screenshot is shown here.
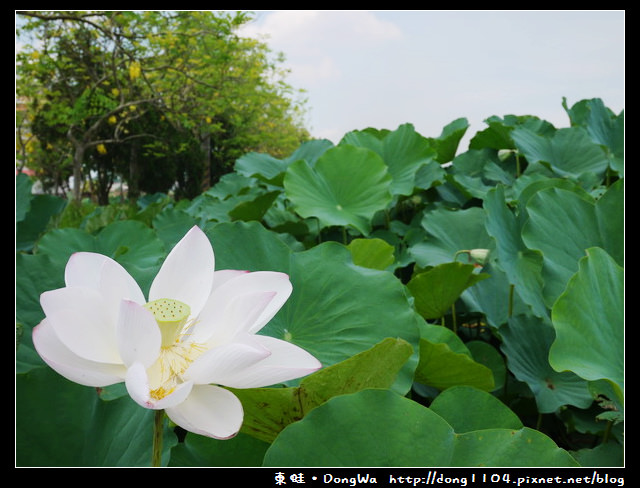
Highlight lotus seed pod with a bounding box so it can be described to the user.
[144,298,191,347]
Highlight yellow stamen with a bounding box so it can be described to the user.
[143,299,207,401]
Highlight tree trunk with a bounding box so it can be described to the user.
[128,141,141,201]
[72,143,85,202]
[200,134,211,192]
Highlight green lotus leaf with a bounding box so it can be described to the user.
[408,261,489,320]
[227,338,413,443]
[466,340,507,392]
[340,123,437,196]
[340,127,385,153]
[169,433,269,467]
[549,247,624,396]
[410,207,494,267]
[499,314,593,413]
[16,367,177,467]
[228,190,279,222]
[522,179,623,306]
[429,117,469,164]
[484,185,547,318]
[376,123,437,196]
[562,97,624,176]
[430,385,523,433]
[16,253,63,372]
[151,207,199,251]
[235,151,289,185]
[16,172,32,222]
[449,149,516,200]
[469,114,555,151]
[571,442,624,468]
[284,145,392,235]
[264,389,455,467]
[17,193,67,252]
[206,222,420,388]
[347,237,395,270]
[415,323,495,392]
[263,389,578,467]
[236,139,333,185]
[512,126,609,180]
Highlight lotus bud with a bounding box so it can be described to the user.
[469,248,490,264]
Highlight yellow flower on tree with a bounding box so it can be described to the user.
[96,144,107,155]
[129,61,141,80]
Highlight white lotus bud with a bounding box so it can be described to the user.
[469,248,490,264]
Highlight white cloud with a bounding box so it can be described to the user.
[240,10,624,147]
[241,10,403,86]
[244,10,403,49]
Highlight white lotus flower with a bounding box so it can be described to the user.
[33,225,322,439]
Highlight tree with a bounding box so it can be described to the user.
[16,11,309,202]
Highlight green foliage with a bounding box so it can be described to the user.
[284,145,393,235]
[16,11,309,201]
[15,97,623,467]
[263,389,579,467]
[550,247,624,399]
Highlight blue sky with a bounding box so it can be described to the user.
[240,10,625,149]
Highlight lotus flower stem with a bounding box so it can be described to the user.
[152,409,164,467]
[451,302,457,335]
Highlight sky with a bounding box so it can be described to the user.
[239,10,625,149]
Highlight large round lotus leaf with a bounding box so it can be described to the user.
[16,253,63,329]
[550,247,624,395]
[340,128,385,153]
[407,261,489,319]
[340,123,437,196]
[373,123,437,196]
[264,389,455,467]
[430,117,469,164]
[205,221,420,389]
[450,428,579,467]
[16,172,33,221]
[16,367,177,467]
[17,193,67,252]
[466,340,507,391]
[152,207,199,251]
[347,237,395,270]
[226,338,414,444]
[449,148,516,200]
[415,323,494,392]
[169,433,269,467]
[235,152,289,184]
[205,220,293,272]
[511,126,609,179]
[499,315,593,413]
[410,207,493,267]
[263,389,578,467]
[283,145,392,235]
[429,386,523,433]
[563,98,624,177]
[16,253,65,372]
[522,180,623,306]
[235,139,333,185]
